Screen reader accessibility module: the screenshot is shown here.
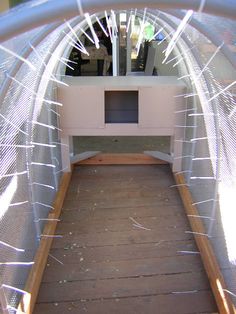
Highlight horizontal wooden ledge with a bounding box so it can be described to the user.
[76,153,169,165]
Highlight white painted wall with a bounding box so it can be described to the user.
[139,86,175,128]
[59,85,104,129]
[58,76,185,134]
[57,76,186,171]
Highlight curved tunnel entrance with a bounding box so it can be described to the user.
[0,1,235,313]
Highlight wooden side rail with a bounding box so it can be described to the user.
[16,166,235,313]
[175,173,236,314]
[17,169,73,314]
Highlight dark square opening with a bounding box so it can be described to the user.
[105,91,138,123]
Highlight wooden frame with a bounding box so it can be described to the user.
[16,162,236,314]
[17,169,73,314]
[58,76,186,173]
[175,173,236,314]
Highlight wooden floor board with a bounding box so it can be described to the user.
[56,215,189,234]
[37,271,211,302]
[47,240,198,265]
[60,205,184,221]
[34,291,216,314]
[63,191,182,207]
[42,255,204,283]
[51,228,194,249]
[34,165,217,313]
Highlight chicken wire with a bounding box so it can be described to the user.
[0,26,44,86]
[173,17,236,304]
[0,25,63,312]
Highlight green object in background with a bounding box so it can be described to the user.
[144,24,155,41]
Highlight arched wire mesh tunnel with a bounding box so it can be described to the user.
[0,1,236,313]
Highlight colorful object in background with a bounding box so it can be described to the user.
[144,24,155,41]
[156,32,165,41]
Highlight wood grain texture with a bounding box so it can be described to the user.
[34,165,217,314]
[174,173,236,314]
[18,170,72,314]
[77,153,168,165]
[34,291,217,314]
[37,271,211,303]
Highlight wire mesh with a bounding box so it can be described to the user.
[0,26,44,86]
[175,17,236,304]
[0,24,63,312]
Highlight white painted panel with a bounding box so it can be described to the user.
[61,76,186,87]
[58,85,104,129]
[139,86,176,129]
[57,76,187,172]
[62,125,173,136]
[57,77,186,136]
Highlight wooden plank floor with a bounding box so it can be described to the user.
[34,165,217,314]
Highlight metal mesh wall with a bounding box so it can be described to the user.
[170,14,236,303]
[0,26,44,85]
[0,25,63,312]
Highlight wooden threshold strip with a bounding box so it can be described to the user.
[77,153,168,165]
[17,169,73,314]
[175,173,236,314]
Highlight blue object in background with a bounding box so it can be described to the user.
[156,32,165,41]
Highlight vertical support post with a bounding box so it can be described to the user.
[172,89,187,172]
[172,137,183,172]
[69,135,74,157]
[48,103,58,190]
[126,12,132,73]
[112,13,119,76]
[61,133,71,172]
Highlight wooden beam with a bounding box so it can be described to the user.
[70,151,100,164]
[174,173,236,314]
[77,153,168,165]
[17,169,73,314]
